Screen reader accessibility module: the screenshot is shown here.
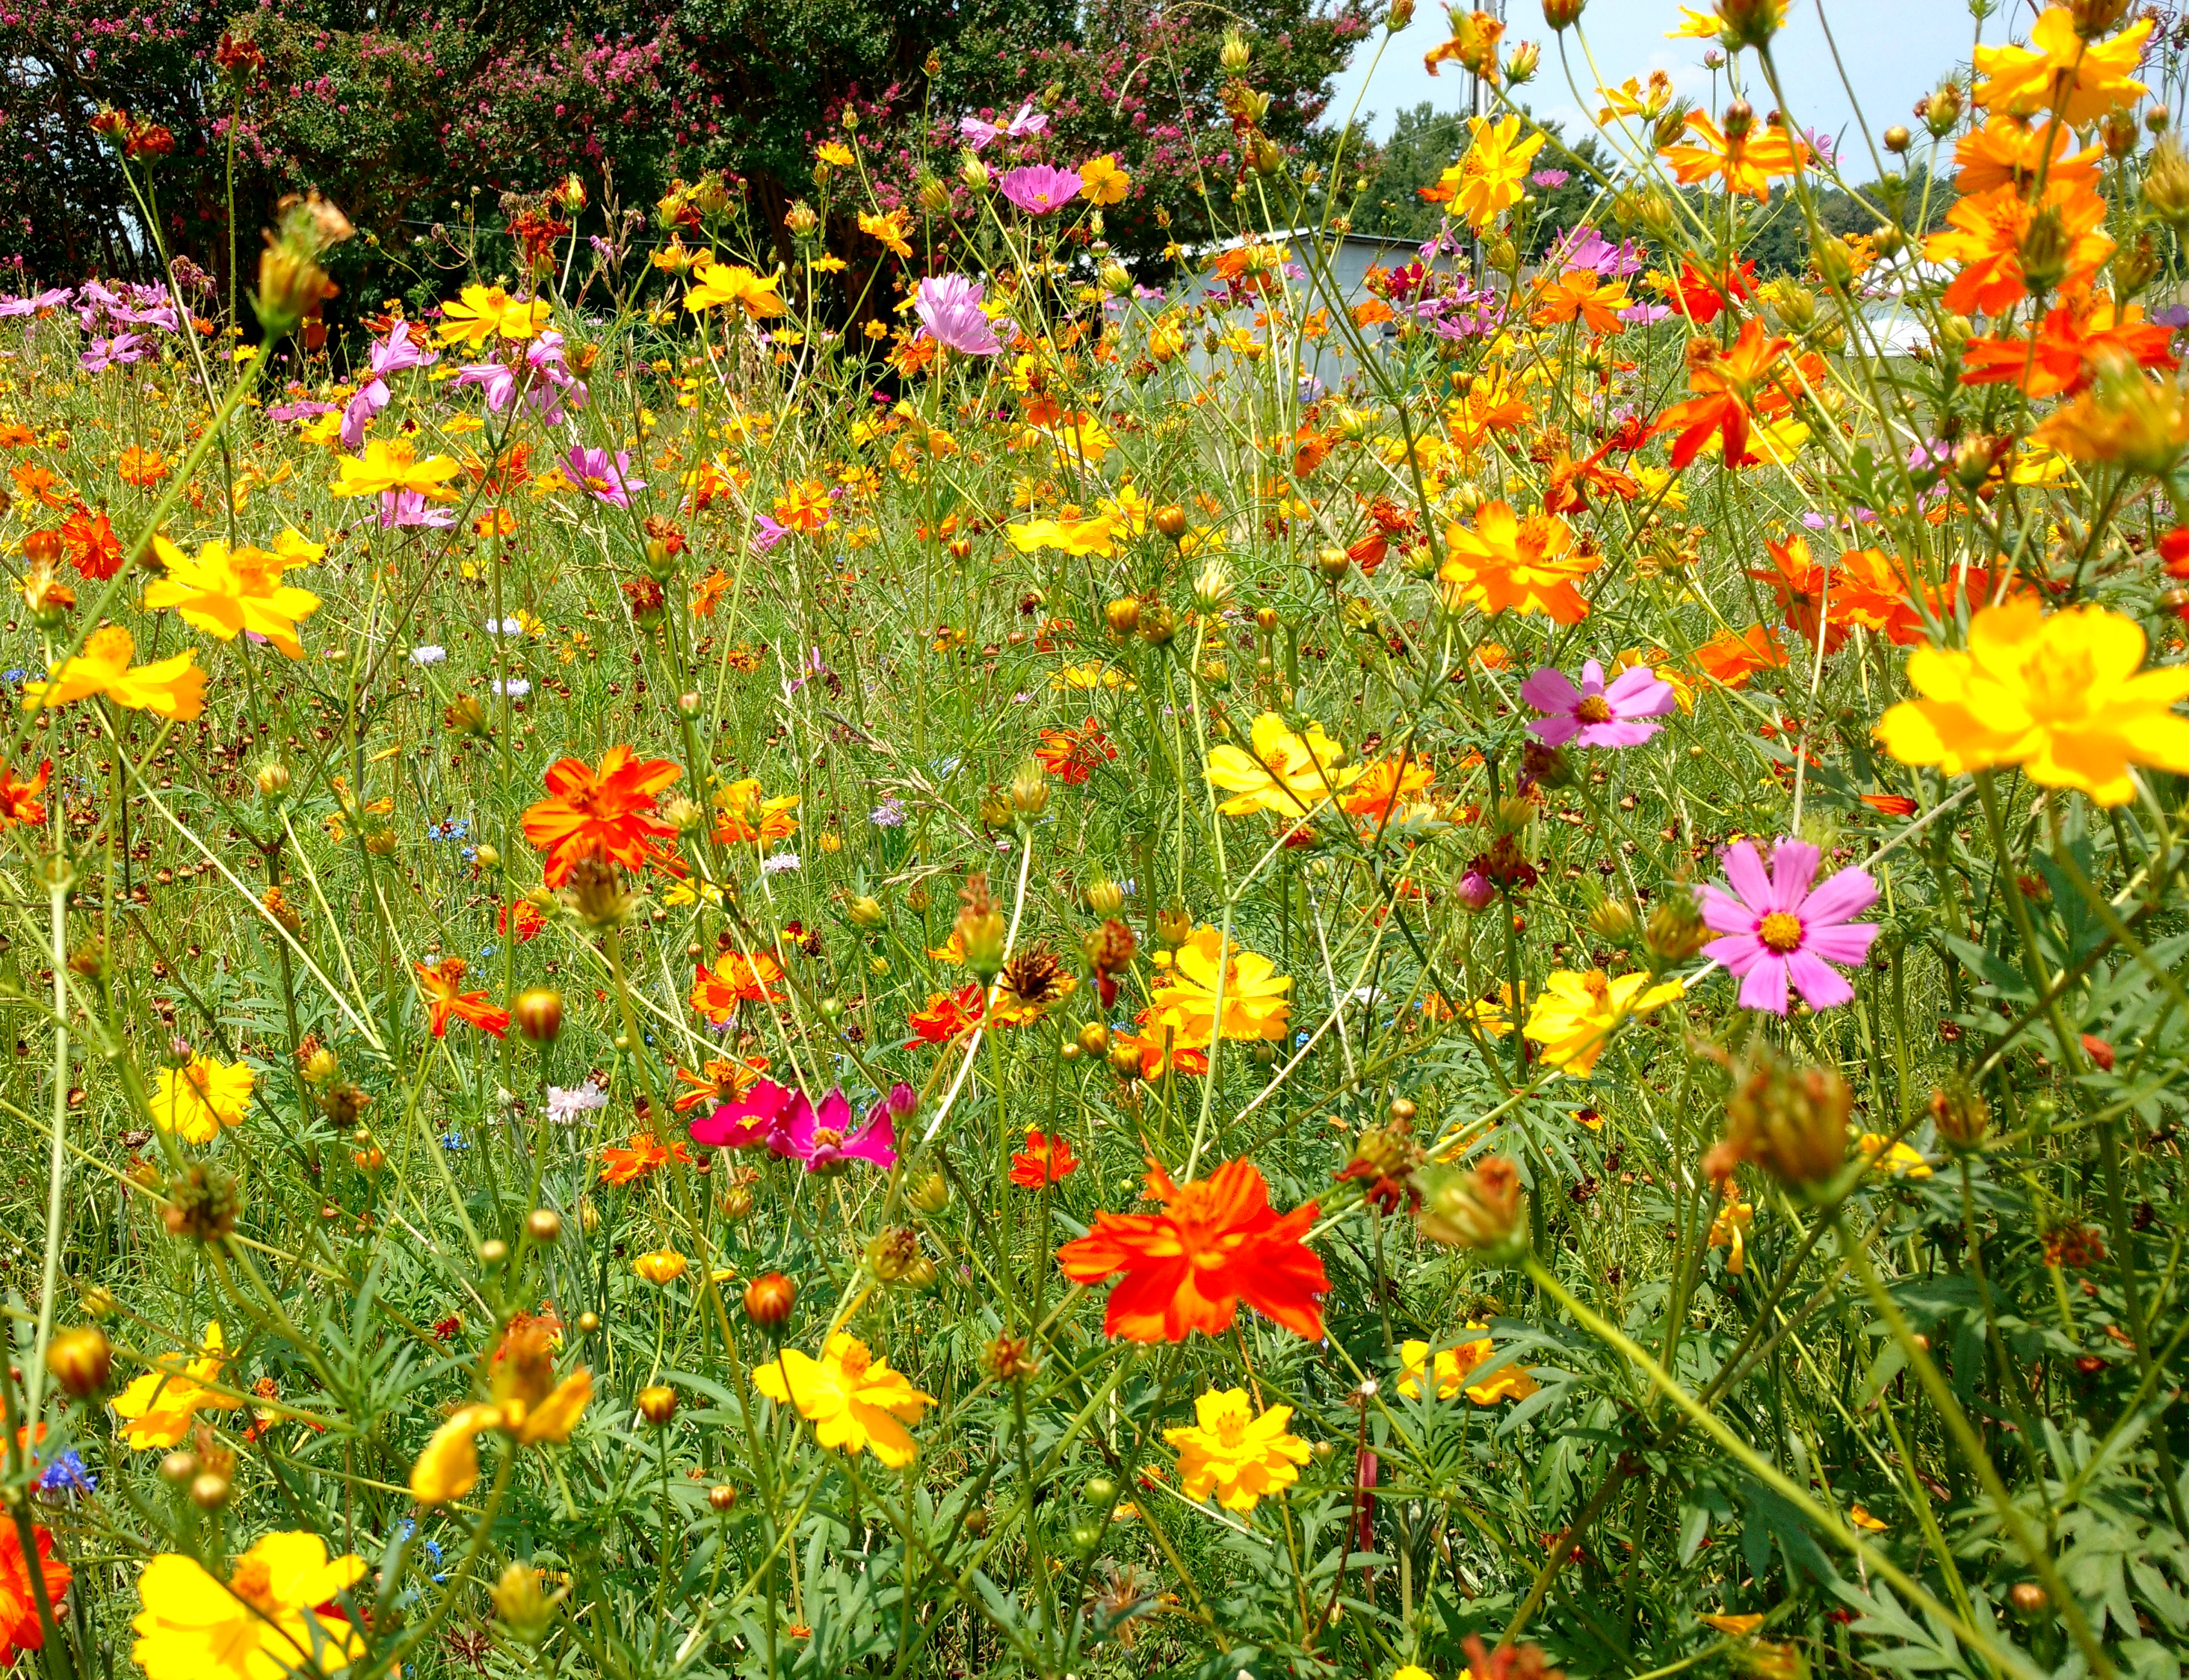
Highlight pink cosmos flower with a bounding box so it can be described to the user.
[378,489,455,529]
[960,101,1049,151]
[914,274,1002,356]
[998,165,1082,216]
[565,445,643,508]
[1697,838,1879,1015]
[688,1078,895,1171]
[1520,659,1676,747]
[454,330,584,425]
[344,326,439,448]
[79,333,146,373]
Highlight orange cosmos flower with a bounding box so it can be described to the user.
[1009,1129,1080,1188]
[1034,717,1117,785]
[0,759,49,828]
[599,1131,691,1185]
[905,982,986,1046]
[1111,1015,1211,1079]
[1859,792,1918,817]
[1531,268,1630,334]
[1439,502,1599,624]
[1972,7,2150,126]
[689,951,786,1022]
[1959,291,2178,399]
[1658,109,1807,201]
[416,958,510,1038]
[1653,318,1794,471]
[671,1055,769,1113]
[1056,1158,1328,1343]
[0,1521,70,1667]
[1749,534,1843,655]
[117,447,169,487]
[1694,625,1788,688]
[773,479,834,534]
[1541,435,1638,514]
[520,745,682,886]
[1339,753,1436,824]
[10,463,64,507]
[498,899,545,942]
[1927,179,2112,319]
[1954,114,2102,197]
[689,567,733,617]
[1833,548,1930,646]
[60,507,124,579]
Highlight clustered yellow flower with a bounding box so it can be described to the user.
[1523,969,1686,1076]
[753,1332,935,1467]
[1164,1387,1311,1511]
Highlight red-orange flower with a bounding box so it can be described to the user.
[416,958,510,1038]
[116,447,168,488]
[689,951,785,1022]
[1750,534,1841,654]
[1009,1129,1079,1188]
[1034,718,1117,786]
[498,900,546,942]
[906,982,986,1046]
[60,507,124,580]
[1859,792,1918,817]
[0,1521,70,1667]
[1959,292,2178,399]
[1694,625,1787,688]
[1530,268,1630,335]
[1659,256,1756,325]
[520,745,682,886]
[599,1131,691,1184]
[0,759,49,828]
[1654,319,1793,471]
[1927,179,2111,319]
[1055,1158,1328,1343]
[1954,114,2101,197]
[671,1055,769,1113]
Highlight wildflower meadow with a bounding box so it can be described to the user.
[0,1,2185,1677]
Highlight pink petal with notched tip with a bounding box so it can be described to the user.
[1719,841,1773,915]
[1799,866,1880,927]
[1767,840,1821,912]
[1785,949,1855,1010]
[1605,664,1678,717]
[1703,931,1767,972]
[1519,667,1581,713]
[1804,921,1878,966]
[1697,885,1759,936]
[1737,955,1792,1013]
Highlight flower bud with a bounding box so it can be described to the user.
[1643,893,1709,963]
[525,1208,562,1244]
[1085,877,1126,917]
[491,1562,564,1645]
[1315,545,1351,581]
[1099,259,1132,297]
[848,895,886,929]
[1104,596,1143,636]
[254,191,352,339]
[1928,1076,1990,1152]
[1882,123,1910,155]
[983,1332,1040,1383]
[1136,602,1176,645]
[161,1451,200,1485]
[1918,80,1963,138]
[1415,1157,1528,1262]
[1220,30,1251,72]
[955,873,1008,978]
[1010,759,1050,820]
[2143,134,2188,226]
[907,1172,951,1214]
[917,174,953,216]
[744,1270,796,1327]
[959,152,991,193]
[1714,0,1780,47]
[866,1226,933,1285]
[1587,898,1636,940]
[1503,41,1540,84]
[255,762,291,798]
[1455,869,1497,912]
[1153,905,1193,950]
[46,1325,111,1397]
[1542,0,1584,28]
[636,1383,678,1424]
[1154,503,1188,540]
[1192,559,1234,616]
[784,199,819,238]
[1710,1043,1850,1193]
[1076,1021,1112,1057]
[2017,203,2075,296]
[514,987,564,1043]
[190,1471,233,1510]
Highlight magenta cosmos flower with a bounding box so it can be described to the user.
[1520,659,1676,748]
[1697,838,1879,1015]
[914,274,1002,356]
[564,445,643,508]
[690,1078,897,1172]
[998,164,1082,216]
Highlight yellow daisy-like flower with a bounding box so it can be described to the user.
[1973,7,2151,125]
[132,1531,366,1680]
[1164,1387,1311,1513]
[684,262,787,321]
[1522,969,1686,1077]
[1204,711,1359,818]
[1079,153,1131,206]
[1149,924,1292,1046]
[634,1248,689,1285]
[1427,114,1544,233]
[436,283,553,347]
[111,1322,244,1451]
[1857,1134,1932,1180]
[1005,513,1120,558]
[144,538,321,661]
[1708,1187,1753,1275]
[753,1332,934,1468]
[149,1054,253,1144]
[1397,1330,1537,1405]
[410,1320,591,1505]
[1874,601,2188,809]
[329,437,462,501]
[20,625,205,721]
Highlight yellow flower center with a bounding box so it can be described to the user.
[837,1344,870,1380]
[1575,695,1613,723]
[227,1558,279,1615]
[1211,1409,1248,1448]
[810,1127,844,1151]
[584,475,612,493]
[1757,912,1804,953]
[2018,644,2095,722]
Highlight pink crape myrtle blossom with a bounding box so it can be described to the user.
[998,165,1082,215]
[1697,839,1879,1015]
[1520,659,1677,748]
[565,444,643,508]
[343,326,440,448]
[914,275,1002,356]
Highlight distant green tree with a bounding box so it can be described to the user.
[1353,103,1610,255]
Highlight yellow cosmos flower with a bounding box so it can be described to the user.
[1708,1187,1753,1274]
[330,437,461,501]
[1874,601,2188,808]
[144,537,321,661]
[1052,660,1135,691]
[1397,1330,1537,1405]
[21,626,205,720]
[1205,711,1359,818]
[1428,114,1544,232]
[816,140,854,167]
[857,209,913,259]
[1857,1134,1932,1179]
[410,1319,592,1505]
[111,1322,244,1450]
[753,1332,934,1468]
[1079,153,1130,206]
[1164,1388,1311,1512]
[132,1531,365,1680]
[634,1249,689,1285]
[150,1054,253,1143]
[436,283,554,347]
[1522,969,1686,1077]
[685,263,787,321]
[1006,513,1120,557]
[1148,924,1291,1046]
[1973,7,2150,124]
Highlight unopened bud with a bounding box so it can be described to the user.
[1220,31,1251,72]
[636,1383,678,1424]
[514,986,564,1043]
[743,1270,797,1327]
[491,1561,563,1645]
[46,1326,111,1397]
[848,895,886,929]
[1415,1157,1528,1261]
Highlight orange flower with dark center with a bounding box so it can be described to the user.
[0,759,49,828]
[520,745,681,886]
[1035,718,1117,785]
[689,951,786,1022]
[1927,179,2112,318]
[1959,291,2178,399]
[600,1131,691,1185]
[1009,1129,1079,1188]
[416,958,510,1038]
[672,1055,769,1112]
[1653,319,1793,471]
[1055,1157,1328,1343]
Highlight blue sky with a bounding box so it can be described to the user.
[1330,1,1992,170]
